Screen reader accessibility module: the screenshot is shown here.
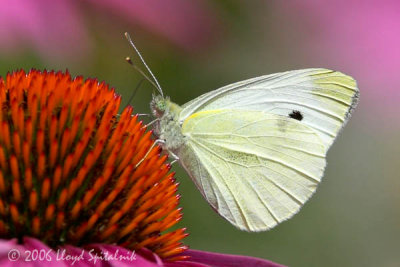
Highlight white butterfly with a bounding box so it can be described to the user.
[126,34,359,232]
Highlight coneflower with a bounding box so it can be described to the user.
[0,69,283,266]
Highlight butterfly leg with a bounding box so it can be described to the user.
[168,151,180,165]
[143,118,159,129]
[116,113,150,120]
[136,113,151,117]
[135,139,165,168]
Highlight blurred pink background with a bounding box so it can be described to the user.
[0,1,398,266]
[0,0,218,59]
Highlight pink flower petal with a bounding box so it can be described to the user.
[84,244,163,267]
[177,249,286,267]
[0,238,163,267]
[0,239,27,267]
[165,260,208,267]
[0,238,285,267]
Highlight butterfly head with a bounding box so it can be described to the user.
[150,94,169,118]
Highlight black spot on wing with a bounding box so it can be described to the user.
[289,110,303,121]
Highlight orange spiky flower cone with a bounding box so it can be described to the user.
[0,69,187,260]
[0,69,283,267]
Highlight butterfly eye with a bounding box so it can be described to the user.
[150,96,167,117]
[289,110,303,121]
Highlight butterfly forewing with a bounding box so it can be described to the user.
[179,68,359,149]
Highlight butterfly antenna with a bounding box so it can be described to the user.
[125,32,164,97]
[125,57,159,90]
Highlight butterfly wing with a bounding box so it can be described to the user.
[177,109,326,232]
[179,68,359,149]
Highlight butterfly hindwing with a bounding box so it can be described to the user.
[178,109,326,231]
